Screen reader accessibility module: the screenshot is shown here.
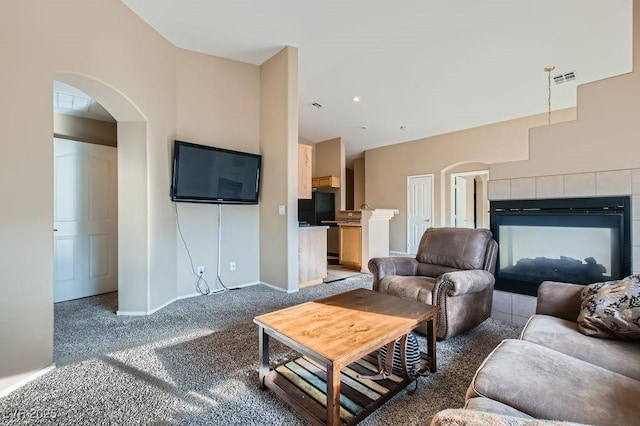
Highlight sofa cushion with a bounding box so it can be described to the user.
[377,275,435,304]
[430,408,588,426]
[416,227,492,270]
[467,339,640,425]
[522,314,640,380]
[577,275,640,339]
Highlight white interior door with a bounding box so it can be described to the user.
[407,175,433,254]
[54,138,117,302]
[454,175,470,228]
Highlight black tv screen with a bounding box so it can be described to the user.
[171,140,261,204]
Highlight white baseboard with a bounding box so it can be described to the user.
[260,281,299,294]
[116,310,148,316]
[147,297,177,315]
[176,292,202,301]
[116,281,263,316]
[0,365,56,398]
[227,281,261,289]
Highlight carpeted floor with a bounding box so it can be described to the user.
[1,275,522,425]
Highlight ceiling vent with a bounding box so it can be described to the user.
[553,70,577,85]
[311,102,323,109]
[53,91,92,112]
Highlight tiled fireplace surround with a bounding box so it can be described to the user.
[487,168,640,326]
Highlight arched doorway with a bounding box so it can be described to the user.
[451,170,489,229]
[441,162,490,229]
[53,80,118,303]
[52,73,148,313]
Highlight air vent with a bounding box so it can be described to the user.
[553,70,577,85]
[54,91,92,112]
[311,102,323,109]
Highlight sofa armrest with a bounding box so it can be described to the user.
[536,281,584,322]
[435,270,495,297]
[368,257,418,291]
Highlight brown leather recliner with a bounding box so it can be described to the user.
[368,227,498,340]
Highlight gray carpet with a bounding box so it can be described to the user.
[0,275,521,425]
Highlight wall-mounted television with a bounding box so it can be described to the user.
[171,140,262,204]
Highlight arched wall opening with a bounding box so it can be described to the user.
[53,73,149,313]
[441,162,490,228]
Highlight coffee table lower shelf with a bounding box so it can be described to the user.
[263,352,430,426]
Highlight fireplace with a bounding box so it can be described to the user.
[490,196,631,296]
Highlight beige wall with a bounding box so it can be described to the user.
[365,108,576,252]
[259,46,299,291]
[116,121,149,312]
[0,0,270,392]
[315,137,346,211]
[53,113,117,147]
[1,0,170,388]
[488,0,640,272]
[353,157,366,209]
[175,49,261,294]
[491,1,637,182]
[490,72,640,180]
[489,0,638,181]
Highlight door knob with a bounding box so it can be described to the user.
[54,229,58,232]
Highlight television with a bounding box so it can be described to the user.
[171,140,262,204]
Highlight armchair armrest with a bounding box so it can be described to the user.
[435,270,495,297]
[536,281,584,322]
[368,257,418,291]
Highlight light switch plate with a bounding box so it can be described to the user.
[278,205,285,215]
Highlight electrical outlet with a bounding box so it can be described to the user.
[197,266,205,275]
[229,261,236,272]
[278,205,286,215]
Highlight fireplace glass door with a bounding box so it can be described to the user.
[491,197,630,296]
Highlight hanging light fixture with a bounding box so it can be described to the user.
[544,65,556,124]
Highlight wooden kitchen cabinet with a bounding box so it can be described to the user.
[298,144,313,199]
[339,225,362,271]
[312,175,340,189]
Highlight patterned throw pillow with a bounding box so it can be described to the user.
[577,274,640,339]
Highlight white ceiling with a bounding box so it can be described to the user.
[121,0,633,163]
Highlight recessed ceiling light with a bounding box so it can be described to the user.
[352,96,361,103]
[400,125,407,130]
[359,125,368,130]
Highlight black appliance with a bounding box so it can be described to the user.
[298,192,335,225]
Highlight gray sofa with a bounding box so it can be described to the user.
[433,280,640,425]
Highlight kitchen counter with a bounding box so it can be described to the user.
[298,226,328,288]
[338,209,399,272]
[299,225,329,230]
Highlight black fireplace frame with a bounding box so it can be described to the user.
[490,196,631,296]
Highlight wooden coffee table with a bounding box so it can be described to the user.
[254,288,437,426]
